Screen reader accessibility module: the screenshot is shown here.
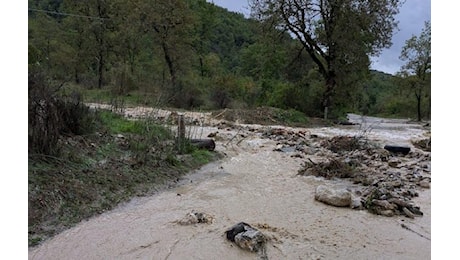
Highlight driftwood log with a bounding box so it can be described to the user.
[190,139,216,151]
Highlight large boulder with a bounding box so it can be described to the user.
[315,185,351,207]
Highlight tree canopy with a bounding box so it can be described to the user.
[249,0,403,118]
[400,20,431,80]
[398,20,431,121]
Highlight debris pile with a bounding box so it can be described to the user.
[362,187,423,218]
[290,134,431,218]
[298,158,355,179]
[321,135,366,153]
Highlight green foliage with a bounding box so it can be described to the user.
[29,0,417,119]
[97,110,172,139]
[28,0,308,111]
[354,70,431,120]
[400,21,431,78]
[191,149,213,165]
[398,21,431,121]
[250,0,403,118]
[28,70,98,155]
[274,109,309,125]
[29,107,217,247]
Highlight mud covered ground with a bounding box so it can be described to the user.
[29,107,430,259]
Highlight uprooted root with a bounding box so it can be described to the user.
[297,158,356,179]
[321,136,370,153]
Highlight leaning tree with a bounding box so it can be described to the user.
[250,0,403,118]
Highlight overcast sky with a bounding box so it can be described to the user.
[207,0,431,75]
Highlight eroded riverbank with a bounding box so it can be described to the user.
[29,113,430,259]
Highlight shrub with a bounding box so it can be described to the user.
[28,71,97,155]
[28,72,62,155]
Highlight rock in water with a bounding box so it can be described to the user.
[226,222,248,242]
[315,185,351,207]
[177,210,214,225]
[226,222,267,256]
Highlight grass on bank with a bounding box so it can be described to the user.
[28,109,217,247]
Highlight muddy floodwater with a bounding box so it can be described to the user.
[29,113,431,260]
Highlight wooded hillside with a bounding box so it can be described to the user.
[28,0,430,120]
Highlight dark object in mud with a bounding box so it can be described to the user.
[226,222,250,242]
[384,145,410,155]
[190,139,215,151]
[225,222,267,254]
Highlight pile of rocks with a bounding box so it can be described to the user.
[267,132,431,218]
[361,186,423,218]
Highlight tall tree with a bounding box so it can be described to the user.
[91,0,116,89]
[190,0,217,78]
[250,0,402,118]
[399,21,431,121]
[134,0,194,105]
[62,0,117,89]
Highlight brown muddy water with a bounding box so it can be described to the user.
[29,113,430,260]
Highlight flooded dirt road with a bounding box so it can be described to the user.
[29,113,430,259]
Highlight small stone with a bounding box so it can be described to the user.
[350,196,363,209]
[207,132,218,137]
[402,207,415,219]
[419,180,430,188]
[388,198,412,208]
[391,181,402,188]
[274,144,284,151]
[372,199,396,210]
[388,159,400,168]
[379,209,395,217]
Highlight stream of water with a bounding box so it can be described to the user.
[29,114,430,260]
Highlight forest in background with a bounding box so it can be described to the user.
[28,0,431,120]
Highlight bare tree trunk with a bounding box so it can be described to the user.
[322,75,336,119]
[427,96,431,120]
[161,42,180,106]
[416,93,422,122]
[199,56,204,77]
[97,51,104,89]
